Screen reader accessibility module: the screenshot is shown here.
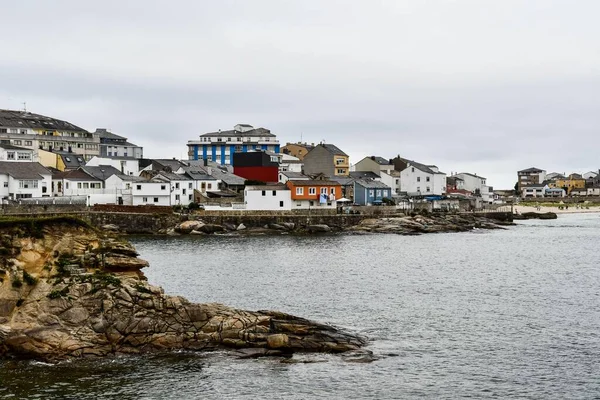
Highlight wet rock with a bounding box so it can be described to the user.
[101,224,119,232]
[307,224,331,233]
[269,223,286,231]
[198,224,225,234]
[237,223,247,231]
[281,222,295,230]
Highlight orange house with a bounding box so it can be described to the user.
[286,180,342,209]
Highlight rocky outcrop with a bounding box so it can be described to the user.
[348,214,509,235]
[0,217,365,361]
[513,212,558,220]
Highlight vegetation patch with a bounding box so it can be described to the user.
[0,216,95,237]
[134,284,152,294]
[47,287,70,299]
[12,277,23,288]
[23,271,38,286]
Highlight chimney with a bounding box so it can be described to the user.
[207,167,212,175]
[203,159,208,167]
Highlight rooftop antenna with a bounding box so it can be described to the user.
[300,132,303,143]
[22,102,27,112]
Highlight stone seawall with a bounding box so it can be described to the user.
[0,211,514,234]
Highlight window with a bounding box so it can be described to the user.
[417,186,421,192]
[309,187,316,195]
[175,183,180,189]
[3,182,7,187]
[207,183,212,189]
[336,158,345,165]
[175,194,180,200]
[296,202,302,207]
[153,197,159,203]
[143,197,148,202]
[417,177,421,182]
[279,201,284,207]
[17,152,31,160]
[136,185,142,190]
[395,179,399,184]
[337,169,345,174]
[426,186,431,192]
[25,141,32,146]
[411,167,415,172]
[330,187,335,194]
[19,180,38,189]
[83,183,89,189]
[182,189,186,195]
[272,190,276,196]
[262,190,266,196]
[376,190,381,197]
[161,185,166,190]
[6,152,14,160]
[189,194,192,200]
[13,140,22,145]
[296,187,304,195]
[426,176,430,182]
[319,187,327,195]
[189,183,193,189]
[369,190,374,197]
[77,182,82,189]
[201,182,206,189]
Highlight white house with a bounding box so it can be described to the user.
[0,162,52,200]
[279,153,303,173]
[0,144,35,162]
[391,157,446,196]
[453,172,493,203]
[583,171,598,180]
[86,156,140,176]
[140,171,195,206]
[244,185,292,210]
[521,184,548,198]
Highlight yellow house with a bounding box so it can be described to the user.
[38,149,86,171]
[554,174,585,194]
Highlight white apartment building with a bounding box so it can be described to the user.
[86,156,140,176]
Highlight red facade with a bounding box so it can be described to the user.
[234,166,279,183]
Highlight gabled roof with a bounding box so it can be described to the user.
[457,172,487,180]
[53,169,99,181]
[0,143,32,151]
[246,184,288,191]
[0,161,51,179]
[54,151,86,169]
[80,165,122,180]
[360,156,391,165]
[199,127,275,138]
[354,179,390,189]
[395,157,439,175]
[313,143,347,156]
[0,109,87,132]
[186,160,246,186]
[287,179,341,186]
[95,128,127,141]
[154,171,190,181]
[349,171,380,179]
[518,167,545,173]
[280,171,309,179]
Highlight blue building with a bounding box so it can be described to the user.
[187,124,280,166]
[353,179,392,205]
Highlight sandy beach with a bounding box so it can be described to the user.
[514,205,600,215]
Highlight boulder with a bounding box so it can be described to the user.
[198,224,225,234]
[189,230,206,235]
[307,224,331,233]
[236,223,247,231]
[101,224,120,232]
[269,223,286,231]
[175,220,204,234]
[281,222,295,230]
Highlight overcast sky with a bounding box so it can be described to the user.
[2,0,599,188]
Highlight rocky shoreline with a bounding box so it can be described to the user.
[0,217,366,362]
[164,213,513,237]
